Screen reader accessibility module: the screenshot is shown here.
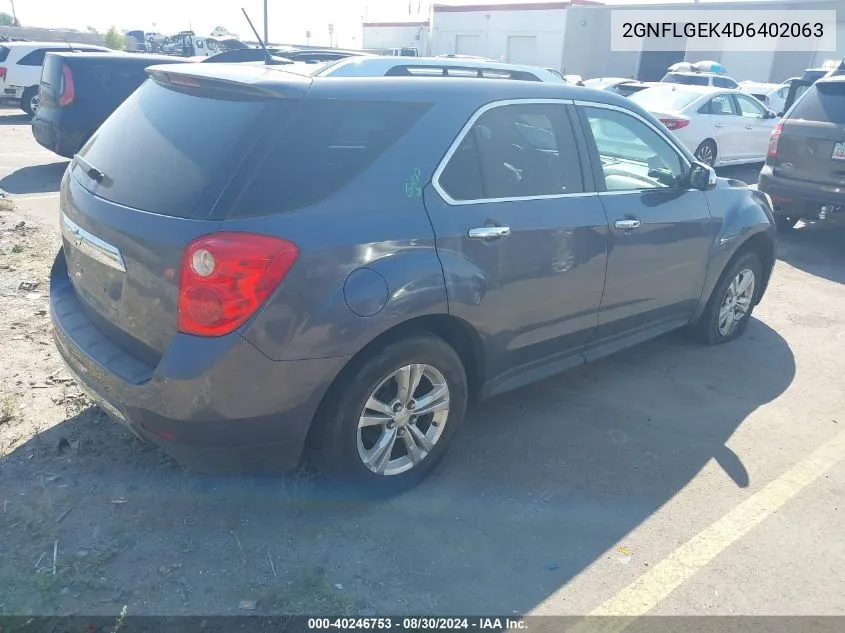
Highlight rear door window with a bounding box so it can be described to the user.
[76,79,272,217]
[18,48,65,66]
[0,46,10,63]
[228,100,431,216]
[438,103,583,201]
[790,82,845,124]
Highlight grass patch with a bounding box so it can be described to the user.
[1,395,16,425]
[11,244,24,254]
[259,566,353,615]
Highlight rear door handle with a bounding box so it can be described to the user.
[714,123,726,128]
[468,226,511,239]
[745,125,754,130]
[614,218,641,230]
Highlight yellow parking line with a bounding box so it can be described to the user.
[531,429,845,632]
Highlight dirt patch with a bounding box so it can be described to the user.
[0,202,369,617]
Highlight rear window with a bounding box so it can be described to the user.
[77,79,270,218]
[790,81,845,124]
[630,86,700,112]
[229,100,430,217]
[662,73,709,86]
[0,46,9,63]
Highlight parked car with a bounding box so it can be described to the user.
[309,56,567,82]
[31,52,189,158]
[630,84,778,166]
[0,41,110,114]
[759,75,845,230]
[584,77,656,97]
[50,64,775,491]
[739,81,790,116]
[661,71,740,89]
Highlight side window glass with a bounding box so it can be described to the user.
[583,107,686,191]
[778,87,790,99]
[438,103,583,202]
[735,94,765,119]
[706,94,736,116]
[18,49,51,66]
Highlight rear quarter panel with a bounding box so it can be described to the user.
[225,96,480,361]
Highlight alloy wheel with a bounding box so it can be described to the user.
[696,143,715,166]
[357,364,450,476]
[718,268,755,337]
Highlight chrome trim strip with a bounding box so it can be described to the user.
[431,98,588,207]
[61,213,126,273]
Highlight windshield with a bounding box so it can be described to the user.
[630,86,701,112]
[662,73,709,86]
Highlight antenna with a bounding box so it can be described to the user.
[241,8,272,65]
[64,38,76,52]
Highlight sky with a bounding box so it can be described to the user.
[7,0,432,47]
[5,0,748,48]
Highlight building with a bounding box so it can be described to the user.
[362,20,431,55]
[430,1,599,69]
[365,0,845,83]
[0,25,105,46]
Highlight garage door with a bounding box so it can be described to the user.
[455,34,483,57]
[507,36,537,65]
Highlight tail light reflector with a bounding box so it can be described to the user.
[767,122,783,160]
[0,66,7,81]
[659,118,690,130]
[59,64,75,106]
[178,233,299,337]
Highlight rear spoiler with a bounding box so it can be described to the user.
[146,65,312,99]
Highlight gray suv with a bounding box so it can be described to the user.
[50,63,776,492]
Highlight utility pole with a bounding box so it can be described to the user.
[264,0,269,45]
[10,0,18,26]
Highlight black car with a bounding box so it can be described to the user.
[759,75,845,229]
[31,52,187,158]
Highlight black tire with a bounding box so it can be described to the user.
[309,333,467,495]
[20,86,38,116]
[694,139,717,167]
[692,250,763,345]
[774,214,799,231]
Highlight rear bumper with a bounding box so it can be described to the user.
[50,249,349,474]
[758,165,845,216]
[31,116,88,158]
[2,85,23,99]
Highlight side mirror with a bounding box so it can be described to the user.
[689,161,717,191]
[765,110,778,119]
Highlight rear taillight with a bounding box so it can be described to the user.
[0,66,7,82]
[659,118,690,131]
[59,64,75,106]
[767,122,783,160]
[178,233,299,337]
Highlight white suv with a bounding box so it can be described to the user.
[661,71,739,89]
[0,41,109,114]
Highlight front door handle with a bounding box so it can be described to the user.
[614,218,641,230]
[714,123,726,128]
[745,125,754,130]
[468,226,511,239]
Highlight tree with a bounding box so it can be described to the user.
[0,12,16,26]
[86,26,98,34]
[104,26,125,50]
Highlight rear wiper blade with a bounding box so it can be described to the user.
[73,154,106,184]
